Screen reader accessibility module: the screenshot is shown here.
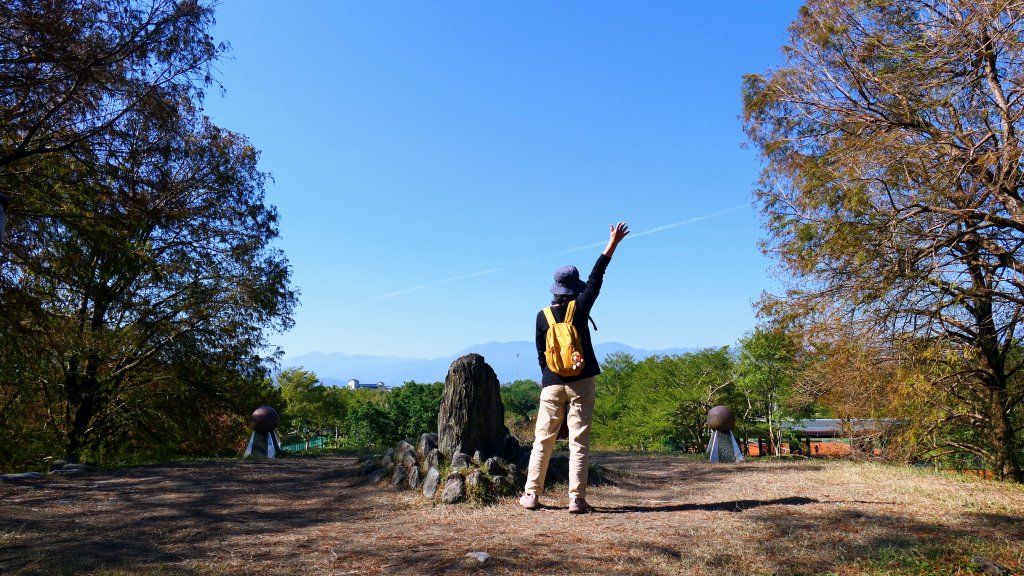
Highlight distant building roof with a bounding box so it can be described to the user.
[779,418,899,437]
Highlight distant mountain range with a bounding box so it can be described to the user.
[281,341,701,387]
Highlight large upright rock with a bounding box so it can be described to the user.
[438,354,508,459]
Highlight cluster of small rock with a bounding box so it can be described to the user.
[355,354,585,506]
[361,431,534,505]
[0,460,94,483]
[48,460,94,476]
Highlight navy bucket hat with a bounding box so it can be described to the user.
[550,265,586,296]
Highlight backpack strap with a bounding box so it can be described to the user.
[545,301,584,327]
[543,307,556,327]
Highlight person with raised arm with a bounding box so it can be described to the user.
[520,222,629,514]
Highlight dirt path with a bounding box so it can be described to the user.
[2,453,1022,575]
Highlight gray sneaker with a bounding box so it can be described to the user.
[568,497,593,514]
[519,492,539,510]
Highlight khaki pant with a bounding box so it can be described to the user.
[524,376,596,499]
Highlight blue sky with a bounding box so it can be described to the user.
[202,1,804,360]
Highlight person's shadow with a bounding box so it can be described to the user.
[594,496,820,514]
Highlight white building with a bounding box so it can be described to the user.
[346,379,386,391]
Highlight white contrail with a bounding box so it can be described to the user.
[366,268,505,302]
[366,204,746,301]
[631,204,746,237]
[551,204,747,255]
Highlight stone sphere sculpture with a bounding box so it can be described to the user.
[250,406,280,434]
[707,405,735,432]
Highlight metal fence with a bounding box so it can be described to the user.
[281,436,329,452]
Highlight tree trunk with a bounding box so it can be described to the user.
[766,397,781,457]
[989,386,1023,482]
[63,357,86,461]
[64,370,100,462]
[438,354,508,459]
[976,308,1023,483]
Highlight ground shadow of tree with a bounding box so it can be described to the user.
[0,458,371,575]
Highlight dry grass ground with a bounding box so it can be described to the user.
[1,452,1022,575]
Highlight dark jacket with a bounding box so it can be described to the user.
[535,253,611,386]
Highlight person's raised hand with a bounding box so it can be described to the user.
[604,222,630,256]
[610,222,629,244]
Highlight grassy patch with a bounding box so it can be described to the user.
[844,535,1017,576]
[854,546,959,576]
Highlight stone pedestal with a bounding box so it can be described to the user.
[707,430,744,463]
[244,430,282,459]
